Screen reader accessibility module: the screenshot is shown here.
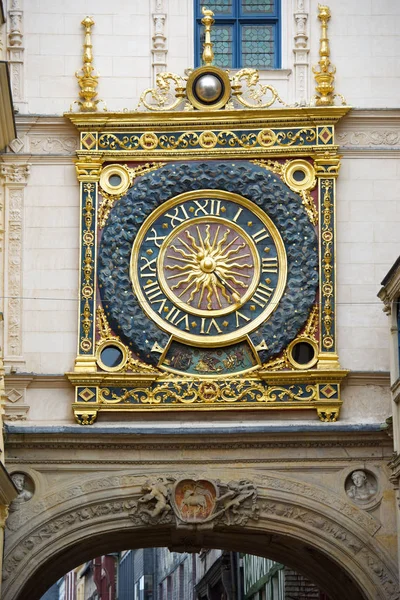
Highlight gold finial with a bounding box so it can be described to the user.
[74,16,100,112]
[313,4,336,106]
[201,7,215,66]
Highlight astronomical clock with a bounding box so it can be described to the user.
[66,8,349,424]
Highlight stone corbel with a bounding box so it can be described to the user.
[0,162,30,371]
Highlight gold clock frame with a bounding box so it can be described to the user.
[65,102,350,425]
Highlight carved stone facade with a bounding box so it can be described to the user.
[293,0,310,106]
[0,163,29,370]
[7,0,26,112]
[1,428,397,600]
[152,0,167,84]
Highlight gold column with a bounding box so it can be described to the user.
[201,7,215,66]
[74,157,103,372]
[314,152,341,369]
[313,5,336,106]
[74,17,101,112]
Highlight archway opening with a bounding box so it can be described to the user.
[14,526,366,600]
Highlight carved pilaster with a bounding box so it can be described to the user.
[74,158,103,372]
[0,163,30,370]
[7,0,26,111]
[293,0,309,106]
[314,153,341,370]
[151,0,167,85]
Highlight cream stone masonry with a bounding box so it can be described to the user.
[16,1,400,113]
[0,162,30,371]
[151,0,167,85]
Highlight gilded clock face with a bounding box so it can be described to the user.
[98,161,318,371]
[131,190,287,346]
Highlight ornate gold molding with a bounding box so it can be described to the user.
[75,156,103,182]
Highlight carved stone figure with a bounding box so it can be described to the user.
[10,473,32,510]
[137,477,171,518]
[346,470,377,503]
[214,480,258,525]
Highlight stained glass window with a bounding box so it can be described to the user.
[200,25,233,68]
[196,0,280,69]
[200,0,232,14]
[242,24,274,68]
[242,0,274,14]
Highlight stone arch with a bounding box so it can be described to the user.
[3,471,398,600]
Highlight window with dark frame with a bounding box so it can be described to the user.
[195,0,281,69]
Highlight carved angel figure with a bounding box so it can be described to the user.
[138,477,172,518]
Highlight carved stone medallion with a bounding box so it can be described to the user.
[172,479,218,523]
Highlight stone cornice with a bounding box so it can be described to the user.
[345,371,390,387]
[4,424,392,452]
[378,257,400,309]
[337,108,400,154]
[6,115,78,158]
[5,110,400,160]
[4,374,70,389]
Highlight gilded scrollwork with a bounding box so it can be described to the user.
[80,182,95,353]
[231,69,288,109]
[97,378,319,407]
[98,128,317,153]
[96,307,160,374]
[252,158,318,225]
[138,72,186,112]
[136,64,289,113]
[262,304,318,371]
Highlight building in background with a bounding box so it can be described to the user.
[49,549,331,600]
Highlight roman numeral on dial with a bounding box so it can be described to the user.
[193,199,222,216]
[252,283,274,308]
[262,257,278,273]
[251,228,270,244]
[164,307,190,331]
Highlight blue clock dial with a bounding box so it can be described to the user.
[131,190,287,346]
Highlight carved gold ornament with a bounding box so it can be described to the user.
[98,162,163,229]
[157,218,259,317]
[96,307,159,374]
[72,17,105,113]
[253,158,318,226]
[99,164,131,197]
[312,5,346,107]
